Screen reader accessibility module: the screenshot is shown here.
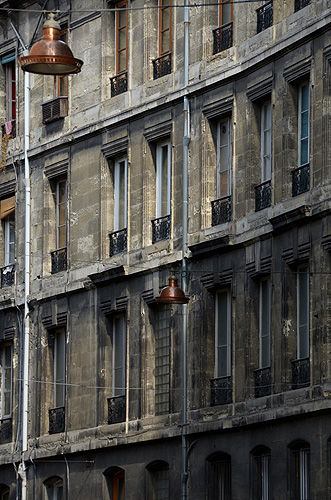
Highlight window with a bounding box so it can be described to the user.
[0,487,9,500]
[0,196,15,280]
[207,453,231,500]
[45,477,64,500]
[294,0,311,13]
[211,118,232,225]
[1,344,13,418]
[259,278,271,369]
[153,0,172,79]
[147,461,169,500]
[255,101,272,211]
[155,307,170,415]
[111,1,128,96]
[1,53,16,128]
[113,315,126,397]
[297,266,309,360]
[213,0,233,54]
[152,141,171,243]
[215,290,231,378]
[251,446,271,500]
[298,84,309,168]
[54,329,66,408]
[257,1,273,33]
[51,179,67,273]
[54,28,68,98]
[110,157,128,256]
[289,441,310,500]
[105,467,125,500]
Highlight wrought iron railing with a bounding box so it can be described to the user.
[291,358,310,389]
[257,1,273,33]
[210,376,232,406]
[49,406,65,434]
[110,72,128,97]
[151,214,171,243]
[211,196,232,226]
[107,395,126,424]
[292,164,310,196]
[294,0,311,12]
[254,366,271,398]
[1,119,16,138]
[0,419,12,444]
[0,264,15,287]
[153,52,172,80]
[109,228,127,256]
[255,180,271,211]
[213,22,233,54]
[51,247,67,274]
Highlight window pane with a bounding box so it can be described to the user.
[114,316,125,396]
[298,268,309,359]
[155,309,170,414]
[260,280,270,368]
[221,3,232,24]
[216,291,230,378]
[161,31,170,54]
[55,331,66,407]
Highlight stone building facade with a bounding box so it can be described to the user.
[0,0,330,498]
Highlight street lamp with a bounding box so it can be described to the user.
[156,276,189,305]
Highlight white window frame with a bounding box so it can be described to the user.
[260,100,272,182]
[52,479,64,500]
[216,117,232,199]
[297,265,309,360]
[298,448,310,500]
[5,60,16,122]
[156,141,171,219]
[298,83,310,167]
[56,179,67,250]
[257,453,270,500]
[259,278,271,368]
[114,157,128,232]
[4,212,15,266]
[54,329,66,408]
[1,343,13,418]
[113,315,126,397]
[215,290,231,378]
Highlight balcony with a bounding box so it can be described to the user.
[151,214,171,244]
[294,0,311,12]
[211,196,231,226]
[0,419,12,444]
[255,180,271,211]
[109,228,127,256]
[292,164,310,196]
[49,406,65,434]
[291,358,310,389]
[257,1,273,33]
[210,376,232,406]
[1,119,16,138]
[41,96,68,124]
[0,264,15,287]
[254,367,271,398]
[153,52,172,80]
[213,22,233,54]
[51,247,67,274]
[110,72,128,97]
[107,395,126,424]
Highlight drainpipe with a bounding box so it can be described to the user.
[181,0,190,499]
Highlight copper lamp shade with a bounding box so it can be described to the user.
[19,14,83,75]
[156,277,189,305]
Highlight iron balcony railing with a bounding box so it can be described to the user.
[0,419,12,444]
[110,71,128,97]
[213,22,233,54]
[107,395,126,424]
[211,196,232,226]
[210,376,232,406]
[0,264,15,287]
[51,247,67,274]
[292,164,310,196]
[49,406,65,434]
[254,366,271,398]
[109,228,127,257]
[153,52,172,80]
[151,214,171,244]
[257,1,273,33]
[291,357,310,389]
[294,0,311,12]
[255,180,271,211]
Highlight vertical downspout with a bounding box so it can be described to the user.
[181,0,190,499]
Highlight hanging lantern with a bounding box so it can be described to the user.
[156,276,189,305]
[19,13,83,75]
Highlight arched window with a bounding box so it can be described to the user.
[288,440,310,500]
[146,460,169,500]
[251,445,271,500]
[206,452,231,500]
[0,485,10,500]
[44,476,64,500]
[104,466,125,500]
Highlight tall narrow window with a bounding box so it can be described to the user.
[297,266,309,359]
[0,488,9,500]
[213,0,233,53]
[2,56,16,124]
[55,28,68,97]
[54,329,66,408]
[147,461,170,500]
[255,101,272,211]
[159,0,172,56]
[114,157,128,232]
[113,469,125,500]
[260,279,271,369]
[215,290,231,378]
[113,315,126,397]
[298,84,309,168]
[211,118,232,225]
[111,2,128,96]
[1,344,13,418]
[219,0,233,27]
[45,477,64,500]
[1,196,15,270]
[152,142,171,243]
[207,453,231,500]
[290,441,310,500]
[251,446,271,500]
[155,308,170,415]
[51,179,67,273]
